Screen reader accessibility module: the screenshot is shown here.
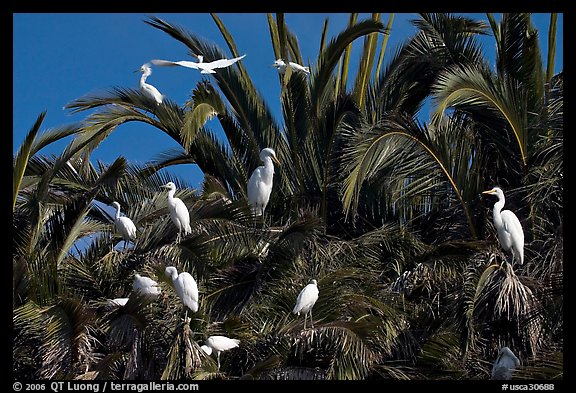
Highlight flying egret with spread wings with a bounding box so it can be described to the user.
[492,347,520,380]
[247,148,280,217]
[272,58,310,74]
[482,187,524,265]
[161,182,192,242]
[135,63,163,104]
[201,335,240,369]
[110,201,137,248]
[165,266,199,320]
[151,54,246,74]
[293,279,319,330]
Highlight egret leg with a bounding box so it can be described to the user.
[309,310,314,329]
[303,313,307,330]
[217,352,221,370]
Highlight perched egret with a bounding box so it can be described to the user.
[272,59,310,74]
[165,266,199,318]
[132,274,161,297]
[161,182,192,241]
[293,279,319,330]
[247,148,280,217]
[135,63,163,104]
[110,201,137,248]
[492,347,520,380]
[482,187,524,265]
[203,335,240,369]
[152,54,246,74]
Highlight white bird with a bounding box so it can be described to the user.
[247,148,280,217]
[110,201,137,247]
[272,58,310,75]
[200,345,212,355]
[110,298,129,307]
[151,54,246,74]
[165,266,199,318]
[203,335,240,369]
[132,274,161,297]
[492,346,520,380]
[161,182,192,241]
[135,63,163,104]
[482,187,524,265]
[293,279,319,330]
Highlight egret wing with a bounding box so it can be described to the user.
[176,272,198,312]
[247,167,263,202]
[151,59,201,70]
[501,210,524,242]
[206,55,246,69]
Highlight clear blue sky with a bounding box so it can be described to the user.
[13,13,563,190]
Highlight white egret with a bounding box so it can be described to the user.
[165,266,199,319]
[161,182,192,241]
[272,58,310,75]
[482,187,524,265]
[135,63,163,104]
[132,274,161,297]
[293,279,319,330]
[492,346,520,380]
[200,345,212,355]
[151,54,246,74]
[110,298,129,307]
[247,148,280,217]
[110,201,137,248]
[203,335,240,369]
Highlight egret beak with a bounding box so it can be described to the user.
[133,69,140,73]
[482,189,496,195]
[272,156,281,166]
[161,185,169,189]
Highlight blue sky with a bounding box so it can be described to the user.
[13,13,563,190]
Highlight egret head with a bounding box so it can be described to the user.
[196,54,204,63]
[161,182,177,191]
[499,347,520,366]
[136,63,152,76]
[310,279,317,286]
[260,148,280,165]
[165,266,178,280]
[272,59,286,68]
[110,201,121,210]
[482,187,505,200]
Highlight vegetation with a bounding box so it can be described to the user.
[13,13,562,380]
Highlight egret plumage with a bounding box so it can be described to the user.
[247,148,280,217]
[135,63,163,104]
[152,54,246,74]
[482,187,524,265]
[165,266,199,316]
[110,201,137,247]
[272,58,310,74]
[161,182,192,241]
[203,335,240,369]
[132,274,161,297]
[293,279,319,330]
[110,298,129,307]
[200,345,212,355]
[492,346,520,380]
